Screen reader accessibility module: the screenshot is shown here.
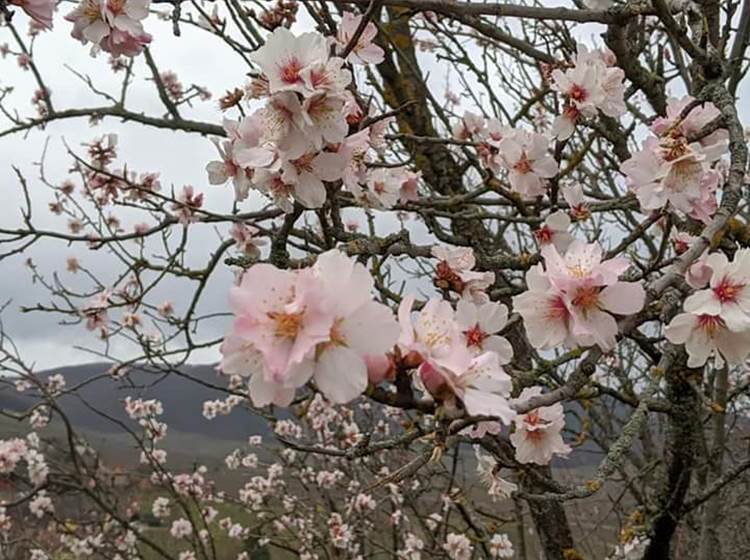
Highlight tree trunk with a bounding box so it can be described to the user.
[697,366,728,560]
[643,363,701,559]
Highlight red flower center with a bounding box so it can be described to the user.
[569,84,588,102]
[697,314,724,335]
[571,286,601,312]
[713,278,743,303]
[464,324,488,348]
[279,58,303,85]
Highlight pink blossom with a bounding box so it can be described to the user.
[336,11,384,65]
[497,128,558,198]
[172,186,204,225]
[455,299,513,363]
[621,96,728,223]
[9,0,54,29]
[682,249,750,332]
[226,264,331,385]
[534,210,573,252]
[550,43,625,139]
[249,27,329,95]
[489,534,515,558]
[510,387,570,465]
[452,111,485,141]
[444,533,473,560]
[229,223,266,258]
[665,312,750,368]
[361,168,402,209]
[475,447,517,500]
[398,297,514,422]
[561,182,590,220]
[513,241,644,350]
[66,0,152,57]
[310,250,398,403]
[431,245,495,303]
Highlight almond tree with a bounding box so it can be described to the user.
[1,0,750,559]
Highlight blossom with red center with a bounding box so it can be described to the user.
[683,249,750,332]
[550,42,625,140]
[497,128,558,198]
[621,96,728,223]
[666,310,750,368]
[249,27,329,95]
[510,387,570,465]
[534,210,573,252]
[514,241,645,350]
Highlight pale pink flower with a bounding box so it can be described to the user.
[561,182,590,220]
[229,223,266,258]
[489,534,515,558]
[452,111,485,141]
[399,297,514,422]
[444,533,473,560]
[513,241,644,350]
[337,129,371,194]
[510,387,570,465]
[300,93,349,147]
[278,149,346,209]
[455,299,513,363]
[172,186,204,225]
[9,0,54,29]
[431,245,495,303]
[475,447,517,500]
[249,27,329,95]
[206,139,252,201]
[443,352,515,423]
[665,312,750,368]
[497,129,558,198]
[550,43,625,139]
[622,96,727,223]
[225,264,332,385]
[336,11,384,65]
[362,168,402,209]
[254,93,309,160]
[534,209,573,252]
[170,519,192,539]
[398,296,469,376]
[66,0,152,57]
[397,169,421,203]
[310,250,398,403]
[300,57,351,95]
[683,249,750,331]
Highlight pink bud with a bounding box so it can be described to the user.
[364,354,394,385]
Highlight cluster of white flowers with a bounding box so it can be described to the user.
[666,249,750,366]
[206,23,418,212]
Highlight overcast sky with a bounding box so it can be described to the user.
[1,4,749,371]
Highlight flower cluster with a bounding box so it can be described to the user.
[220,249,398,406]
[621,96,728,223]
[550,43,626,139]
[206,23,414,212]
[398,295,515,424]
[452,114,558,198]
[513,240,645,350]
[66,0,152,57]
[666,249,750,367]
